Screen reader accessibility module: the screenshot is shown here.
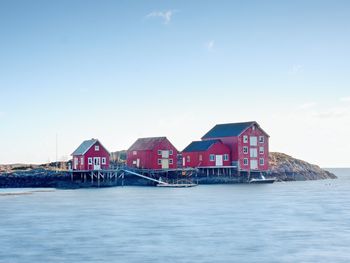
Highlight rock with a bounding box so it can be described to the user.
[269,152,337,181]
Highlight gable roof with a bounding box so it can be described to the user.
[202,121,269,139]
[182,139,221,153]
[128,137,168,151]
[72,139,109,156]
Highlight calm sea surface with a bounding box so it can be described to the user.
[0,169,350,263]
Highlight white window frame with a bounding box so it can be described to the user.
[158,159,162,165]
[259,136,264,143]
[102,157,106,165]
[243,158,248,166]
[169,150,173,155]
[158,150,162,155]
[223,154,229,161]
[186,155,190,163]
[259,147,264,154]
[243,146,248,154]
[259,158,264,165]
[133,151,137,155]
[80,157,84,165]
[209,154,215,161]
[169,159,173,164]
[95,145,100,151]
[199,154,203,161]
[243,135,248,143]
[88,158,93,165]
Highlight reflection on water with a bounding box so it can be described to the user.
[0,172,349,263]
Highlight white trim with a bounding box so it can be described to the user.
[243,158,248,166]
[102,157,106,165]
[223,154,229,161]
[158,150,162,155]
[169,150,173,155]
[243,135,248,143]
[259,147,264,154]
[259,158,264,165]
[88,158,92,165]
[209,154,215,161]
[259,136,264,143]
[243,146,248,154]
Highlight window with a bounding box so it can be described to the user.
[243,158,248,165]
[169,159,173,164]
[259,136,264,143]
[158,150,162,155]
[259,158,264,165]
[199,154,203,161]
[102,157,106,165]
[224,154,229,161]
[80,157,84,165]
[158,159,162,165]
[243,146,248,154]
[133,160,137,165]
[250,148,257,158]
[169,150,173,155]
[210,154,215,161]
[259,147,264,154]
[95,145,100,151]
[243,136,248,143]
[88,158,93,165]
[250,136,257,146]
[186,155,190,163]
[133,151,137,155]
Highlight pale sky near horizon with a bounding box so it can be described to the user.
[1,0,350,167]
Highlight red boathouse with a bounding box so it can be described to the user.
[127,137,178,169]
[201,122,269,171]
[182,140,231,168]
[71,139,110,170]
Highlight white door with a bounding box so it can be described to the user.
[93,157,101,170]
[250,160,258,170]
[250,148,257,158]
[250,136,257,146]
[161,150,169,158]
[136,158,140,168]
[215,155,223,166]
[161,159,169,169]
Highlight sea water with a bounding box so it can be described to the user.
[0,169,349,263]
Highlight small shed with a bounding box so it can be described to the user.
[127,137,178,169]
[71,139,110,170]
[182,140,231,168]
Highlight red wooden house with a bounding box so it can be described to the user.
[182,140,231,168]
[71,139,110,171]
[201,122,269,171]
[127,137,178,169]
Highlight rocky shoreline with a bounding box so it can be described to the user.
[0,152,336,188]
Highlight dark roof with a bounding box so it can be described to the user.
[128,137,168,151]
[202,121,258,139]
[72,139,109,156]
[72,139,98,155]
[182,140,221,153]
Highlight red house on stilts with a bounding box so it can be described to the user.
[127,137,178,170]
[71,139,110,171]
[182,140,231,168]
[201,122,269,171]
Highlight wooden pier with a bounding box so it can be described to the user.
[70,166,269,187]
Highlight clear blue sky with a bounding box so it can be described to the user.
[1,0,349,167]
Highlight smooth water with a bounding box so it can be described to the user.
[0,171,350,263]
